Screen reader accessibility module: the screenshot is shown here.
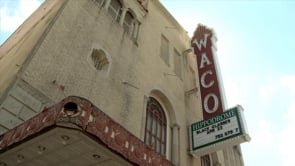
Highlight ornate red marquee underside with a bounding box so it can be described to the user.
[0,96,172,166]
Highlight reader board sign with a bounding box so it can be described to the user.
[190,105,250,156]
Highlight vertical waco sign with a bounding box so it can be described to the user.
[191,25,224,120]
[190,25,250,157]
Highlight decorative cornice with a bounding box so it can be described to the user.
[137,0,149,12]
[0,96,172,166]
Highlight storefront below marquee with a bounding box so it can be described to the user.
[0,96,172,166]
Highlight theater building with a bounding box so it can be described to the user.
[0,0,247,165]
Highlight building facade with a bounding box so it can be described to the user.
[0,0,245,165]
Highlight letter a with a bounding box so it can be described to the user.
[193,33,209,51]
[199,53,211,69]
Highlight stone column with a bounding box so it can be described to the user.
[171,124,180,165]
[119,8,128,26]
[103,0,111,9]
[132,21,139,38]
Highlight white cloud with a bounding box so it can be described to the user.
[0,0,42,33]
[284,104,295,120]
[278,103,295,166]
[259,82,278,103]
[252,119,275,148]
[280,76,295,93]
[276,76,295,166]
[256,75,295,105]
[0,6,23,32]
[222,76,251,108]
[19,0,42,19]
[223,77,242,107]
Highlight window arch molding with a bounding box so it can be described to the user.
[149,89,176,124]
[118,7,140,40]
[142,89,178,162]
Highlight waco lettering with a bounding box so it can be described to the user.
[191,26,224,120]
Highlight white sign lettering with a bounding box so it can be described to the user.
[199,53,212,69]
[201,70,215,88]
[204,93,219,113]
[192,33,209,51]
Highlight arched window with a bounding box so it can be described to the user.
[144,97,167,156]
[108,0,122,22]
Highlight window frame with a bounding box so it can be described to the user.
[108,0,122,22]
[123,11,134,34]
[201,154,212,166]
[160,35,170,66]
[90,49,109,71]
[173,48,183,80]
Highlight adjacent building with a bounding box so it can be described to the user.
[0,0,247,165]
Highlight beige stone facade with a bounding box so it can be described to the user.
[0,0,244,165]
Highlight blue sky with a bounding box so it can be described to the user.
[0,0,44,44]
[1,0,295,165]
[160,0,295,165]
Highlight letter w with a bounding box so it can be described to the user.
[193,33,209,51]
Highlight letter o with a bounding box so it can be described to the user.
[204,93,219,114]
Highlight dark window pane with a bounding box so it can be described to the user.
[201,154,211,166]
[157,121,161,138]
[162,125,166,141]
[145,132,150,145]
[147,112,152,131]
[152,118,157,135]
[161,143,165,154]
[156,140,160,153]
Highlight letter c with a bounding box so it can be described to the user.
[201,70,215,88]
